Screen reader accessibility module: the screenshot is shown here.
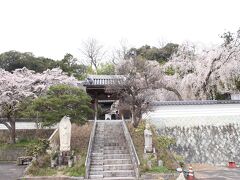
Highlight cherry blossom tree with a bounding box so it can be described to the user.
[111,57,182,127]
[164,29,240,100]
[111,57,160,127]
[0,67,81,143]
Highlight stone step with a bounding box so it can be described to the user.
[91,156,103,160]
[104,159,132,165]
[89,174,103,179]
[104,177,136,180]
[93,146,104,148]
[91,152,103,155]
[90,159,103,162]
[104,146,128,150]
[104,144,127,147]
[92,147,103,150]
[92,151,103,153]
[103,170,135,177]
[93,144,104,146]
[93,145,104,147]
[94,139,105,144]
[104,150,129,154]
[104,154,130,159]
[91,160,104,165]
[104,143,126,146]
[90,171,103,175]
[89,122,136,179]
[91,154,103,157]
[104,133,124,135]
[104,139,125,141]
[92,152,103,156]
[104,164,133,171]
[90,166,103,171]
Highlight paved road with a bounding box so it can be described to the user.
[0,162,26,180]
[195,167,240,180]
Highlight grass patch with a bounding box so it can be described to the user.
[0,138,39,149]
[27,153,86,177]
[71,123,93,152]
[31,167,57,176]
[127,121,145,162]
[127,120,179,174]
[64,152,86,177]
[147,166,173,173]
[64,162,85,177]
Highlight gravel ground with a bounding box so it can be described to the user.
[195,167,240,180]
[0,162,26,180]
[187,164,240,180]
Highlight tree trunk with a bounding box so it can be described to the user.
[131,112,138,128]
[9,119,16,144]
[163,85,183,100]
[131,107,142,128]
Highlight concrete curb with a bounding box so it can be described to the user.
[18,176,84,180]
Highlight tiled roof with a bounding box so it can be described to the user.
[84,75,124,86]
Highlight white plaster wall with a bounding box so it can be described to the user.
[146,104,240,128]
[0,122,57,129]
[231,94,240,100]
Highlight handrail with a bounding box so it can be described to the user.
[85,120,97,179]
[48,128,59,142]
[48,128,59,151]
[121,119,140,178]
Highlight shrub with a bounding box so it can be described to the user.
[26,139,49,157]
[156,136,176,149]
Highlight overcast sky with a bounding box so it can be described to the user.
[0,0,239,60]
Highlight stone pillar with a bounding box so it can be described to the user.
[144,123,153,153]
[59,116,71,152]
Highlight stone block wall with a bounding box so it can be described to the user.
[157,123,240,165]
[0,147,26,161]
[0,129,54,143]
[0,129,54,161]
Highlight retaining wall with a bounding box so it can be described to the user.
[157,123,240,165]
[0,147,26,161]
[0,129,54,161]
[0,129,54,143]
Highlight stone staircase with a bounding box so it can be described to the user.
[89,121,136,179]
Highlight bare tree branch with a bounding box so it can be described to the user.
[80,38,105,72]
